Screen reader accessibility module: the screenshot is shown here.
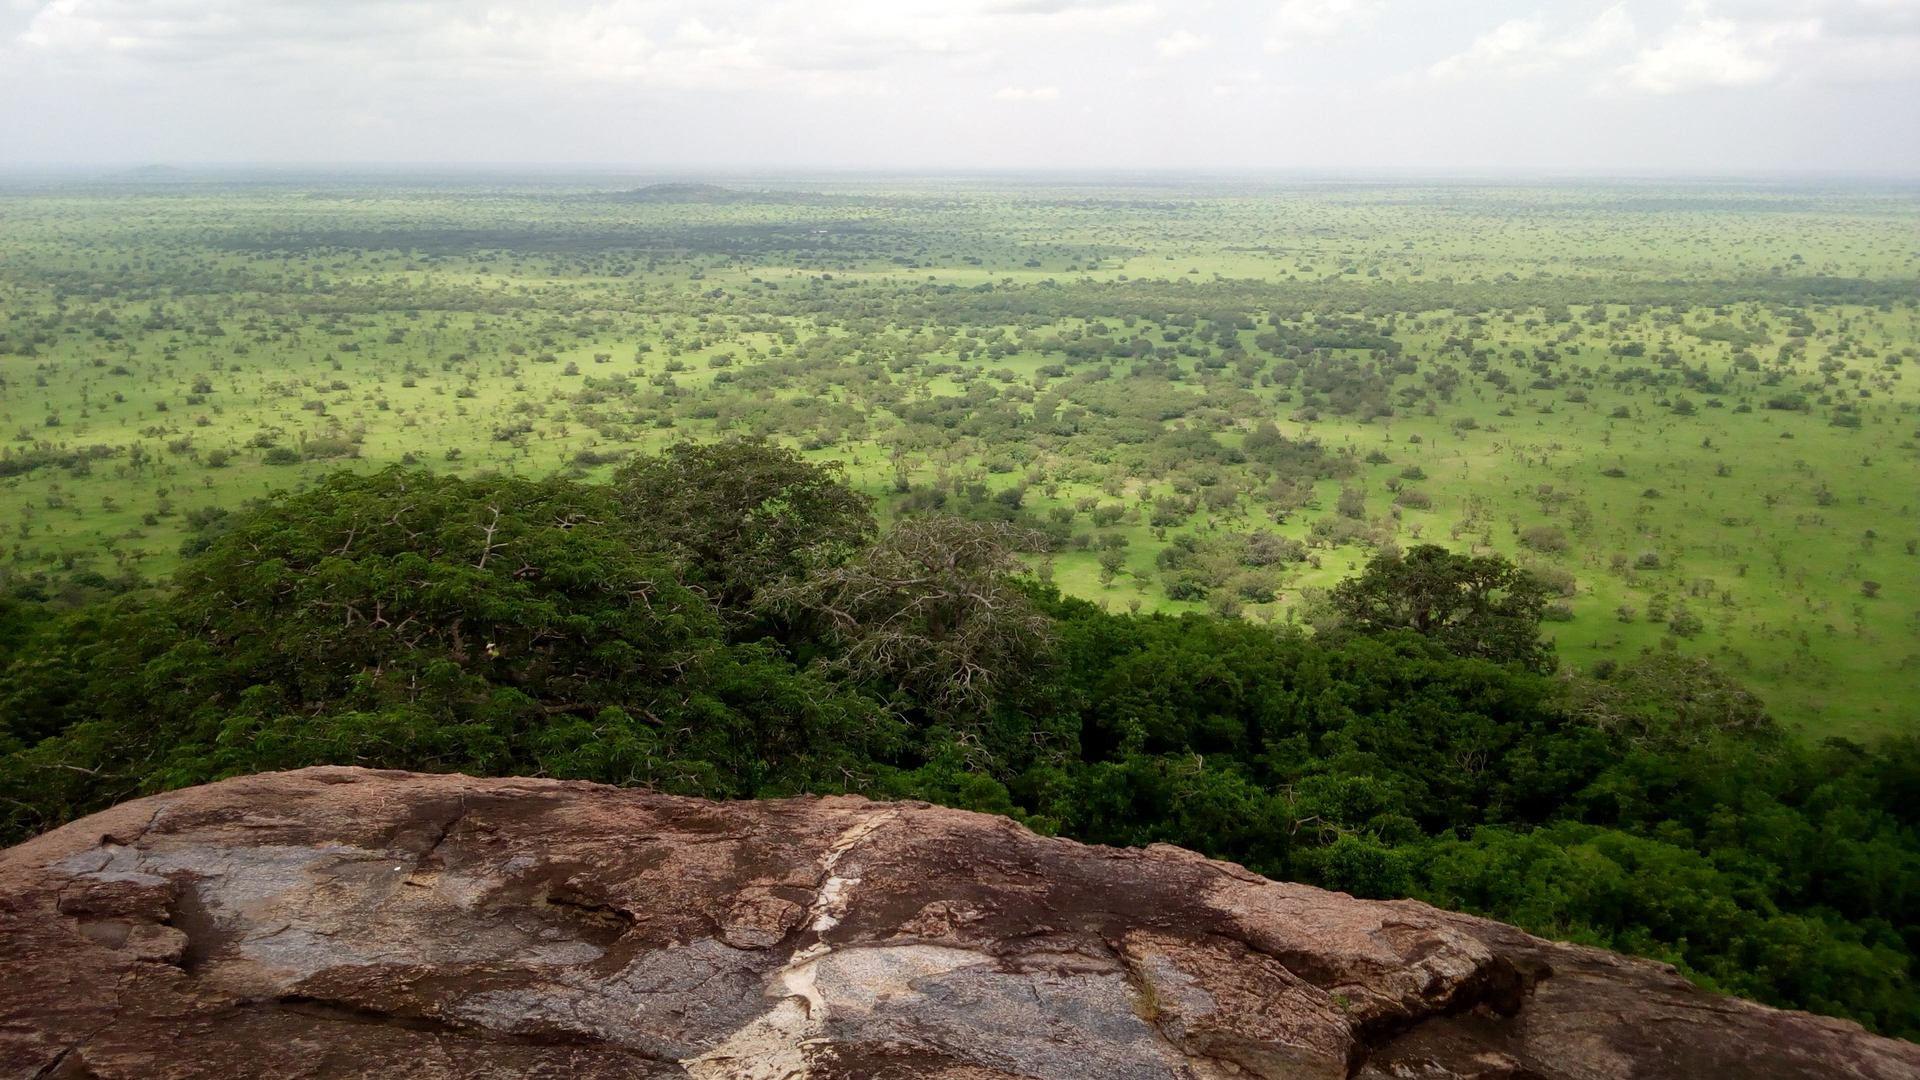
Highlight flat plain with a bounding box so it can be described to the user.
[2,174,1915,738]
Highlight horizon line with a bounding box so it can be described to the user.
[3,162,1919,184]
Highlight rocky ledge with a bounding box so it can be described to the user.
[1,767,1914,1079]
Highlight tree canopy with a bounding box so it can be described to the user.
[1,459,1916,1038]
[1330,544,1557,672]
[612,438,875,614]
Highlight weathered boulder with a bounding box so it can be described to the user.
[1,767,1912,1079]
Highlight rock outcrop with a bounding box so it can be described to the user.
[1,767,1913,1079]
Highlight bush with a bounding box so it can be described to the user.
[1667,604,1705,638]
[1520,525,1569,553]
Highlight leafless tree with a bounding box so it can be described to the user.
[768,516,1054,715]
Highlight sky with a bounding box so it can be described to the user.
[1,0,1916,174]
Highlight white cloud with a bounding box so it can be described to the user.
[1209,68,1265,97]
[987,0,1161,32]
[1803,28,1920,83]
[20,5,715,98]
[1614,12,1821,92]
[2,0,1915,169]
[1420,3,1910,95]
[1154,27,1209,57]
[1264,0,1379,52]
[1562,3,1638,56]
[1603,1,1920,91]
[1429,4,1635,80]
[6,0,1170,95]
[1428,18,1551,80]
[18,0,428,59]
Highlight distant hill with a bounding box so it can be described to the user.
[611,182,833,206]
[618,182,755,203]
[110,164,192,183]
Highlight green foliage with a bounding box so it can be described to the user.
[1014,600,1919,1036]
[1,468,1916,1038]
[0,468,900,833]
[1329,544,1557,673]
[612,438,875,613]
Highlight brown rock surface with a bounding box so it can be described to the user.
[1,766,1914,1079]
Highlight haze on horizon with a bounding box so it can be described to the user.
[1,0,1917,175]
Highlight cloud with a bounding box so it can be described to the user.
[7,0,1170,96]
[16,0,430,60]
[2,0,1915,169]
[1411,1,1920,92]
[1154,28,1208,58]
[1614,11,1821,93]
[1602,1,1920,91]
[1209,68,1265,97]
[1428,19,1553,81]
[9,1,968,96]
[986,0,1161,31]
[1264,0,1379,53]
[1420,3,1915,95]
[1429,4,1635,81]
[1802,28,1920,84]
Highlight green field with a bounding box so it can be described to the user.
[3,174,1916,738]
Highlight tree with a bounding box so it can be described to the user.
[0,468,896,835]
[1336,486,1367,520]
[1667,604,1704,638]
[768,517,1054,716]
[1519,525,1568,553]
[1329,544,1555,672]
[1571,651,1774,748]
[612,439,875,615]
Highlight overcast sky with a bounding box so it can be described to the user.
[1,0,1916,174]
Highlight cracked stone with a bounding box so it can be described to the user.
[1,766,1915,1080]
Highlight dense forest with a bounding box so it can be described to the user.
[4,441,1915,1037]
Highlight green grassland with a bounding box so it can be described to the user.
[2,175,1916,738]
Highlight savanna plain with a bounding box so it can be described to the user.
[6,176,1913,733]
[3,173,1919,1035]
